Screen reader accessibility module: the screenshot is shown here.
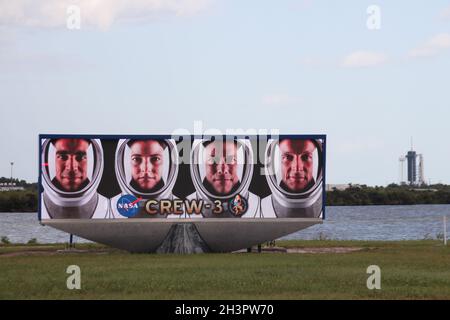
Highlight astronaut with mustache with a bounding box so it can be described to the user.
[187,139,260,218]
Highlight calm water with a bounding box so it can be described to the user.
[0,205,449,243]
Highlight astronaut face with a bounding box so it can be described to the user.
[204,141,240,195]
[129,140,164,192]
[54,139,89,192]
[279,139,316,193]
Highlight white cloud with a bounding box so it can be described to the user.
[440,5,450,21]
[262,94,302,106]
[408,33,450,58]
[0,0,210,30]
[341,51,387,68]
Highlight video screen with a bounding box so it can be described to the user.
[39,135,326,220]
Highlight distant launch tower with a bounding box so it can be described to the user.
[406,150,417,184]
[399,138,425,185]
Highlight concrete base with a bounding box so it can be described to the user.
[42,219,322,253]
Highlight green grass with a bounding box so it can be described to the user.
[0,241,449,299]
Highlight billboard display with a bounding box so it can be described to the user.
[39,135,326,221]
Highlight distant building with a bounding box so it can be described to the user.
[0,182,25,191]
[326,184,360,191]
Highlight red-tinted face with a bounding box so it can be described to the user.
[279,139,316,192]
[204,141,240,195]
[54,139,89,192]
[130,140,164,191]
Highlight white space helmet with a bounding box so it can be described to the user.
[114,138,179,200]
[190,138,254,217]
[41,138,104,208]
[264,138,323,218]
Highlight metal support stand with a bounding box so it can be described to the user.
[444,216,447,246]
[156,223,210,254]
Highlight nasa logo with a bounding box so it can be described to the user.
[228,194,248,217]
[117,194,141,218]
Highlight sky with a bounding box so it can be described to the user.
[0,0,450,185]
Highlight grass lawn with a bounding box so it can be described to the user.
[0,240,449,299]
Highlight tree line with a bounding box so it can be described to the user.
[0,191,38,212]
[326,184,450,206]
[0,177,38,212]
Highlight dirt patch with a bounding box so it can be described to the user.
[0,248,113,257]
[235,246,367,254]
[285,247,365,254]
[0,250,59,257]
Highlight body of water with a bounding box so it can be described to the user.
[0,205,449,243]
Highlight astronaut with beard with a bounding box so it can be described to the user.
[40,138,109,219]
[261,139,323,218]
[186,139,260,218]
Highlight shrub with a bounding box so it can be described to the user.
[1,236,11,244]
[27,238,38,244]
